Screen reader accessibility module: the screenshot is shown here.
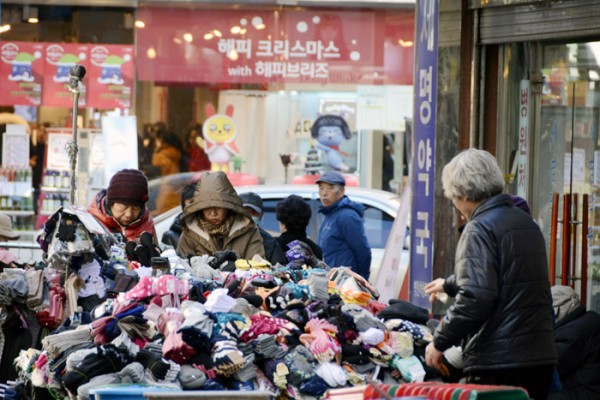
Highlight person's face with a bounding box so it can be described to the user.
[318,183,344,207]
[245,207,262,224]
[111,202,143,226]
[202,207,227,225]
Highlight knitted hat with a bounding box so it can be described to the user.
[107,169,149,204]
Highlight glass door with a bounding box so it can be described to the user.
[537,42,600,310]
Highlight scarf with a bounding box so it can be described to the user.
[197,213,234,237]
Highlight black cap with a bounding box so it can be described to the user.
[239,192,263,214]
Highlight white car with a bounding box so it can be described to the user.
[151,178,409,283]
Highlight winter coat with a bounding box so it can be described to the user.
[177,171,264,259]
[87,189,156,242]
[277,230,323,260]
[548,286,600,400]
[433,193,557,373]
[152,144,182,215]
[318,196,371,280]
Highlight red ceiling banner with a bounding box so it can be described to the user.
[0,41,133,109]
[0,41,44,106]
[136,7,414,85]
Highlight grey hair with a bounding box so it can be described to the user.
[442,149,505,201]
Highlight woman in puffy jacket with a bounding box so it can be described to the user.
[176,171,264,260]
[424,149,557,400]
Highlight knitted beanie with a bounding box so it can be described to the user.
[107,169,149,204]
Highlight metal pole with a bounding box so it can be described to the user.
[67,65,86,205]
[549,192,559,286]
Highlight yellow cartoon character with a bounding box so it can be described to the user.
[202,103,241,172]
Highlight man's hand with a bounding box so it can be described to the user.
[425,342,444,370]
[424,277,445,304]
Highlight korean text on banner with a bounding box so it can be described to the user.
[410,0,438,310]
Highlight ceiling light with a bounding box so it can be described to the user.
[135,20,145,28]
[23,6,39,24]
[213,30,222,38]
[147,47,156,59]
[183,33,193,42]
[204,33,214,40]
[255,23,266,30]
[0,24,11,33]
[173,37,182,44]
[231,26,241,34]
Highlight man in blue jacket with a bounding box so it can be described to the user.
[316,171,371,280]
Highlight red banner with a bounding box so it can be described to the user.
[42,43,89,108]
[136,7,414,85]
[0,41,44,106]
[0,41,133,109]
[86,44,134,109]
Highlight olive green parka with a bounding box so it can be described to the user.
[176,171,264,259]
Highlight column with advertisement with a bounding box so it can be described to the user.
[410,0,438,309]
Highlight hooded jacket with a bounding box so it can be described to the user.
[176,171,264,259]
[87,189,156,242]
[318,195,371,280]
[433,194,557,372]
[549,285,600,400]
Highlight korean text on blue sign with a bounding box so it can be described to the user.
[410,0,438,309]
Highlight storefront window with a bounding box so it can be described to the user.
[538,41,600,310]
[0,2,415,239]
[134,4,415,189]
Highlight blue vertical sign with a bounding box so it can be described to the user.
[410,0,438,309]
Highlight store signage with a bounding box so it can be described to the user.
[410,0,438,309]
[517,80,530,198]
[0,41,133,109]
[136,7,414,85]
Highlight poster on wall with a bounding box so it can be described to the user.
[87,44,134,109]
[101,116,138,180]
[0,41,44,106]
[42,43,89,108]
[46,128,73,171]
[1,124,29,168]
